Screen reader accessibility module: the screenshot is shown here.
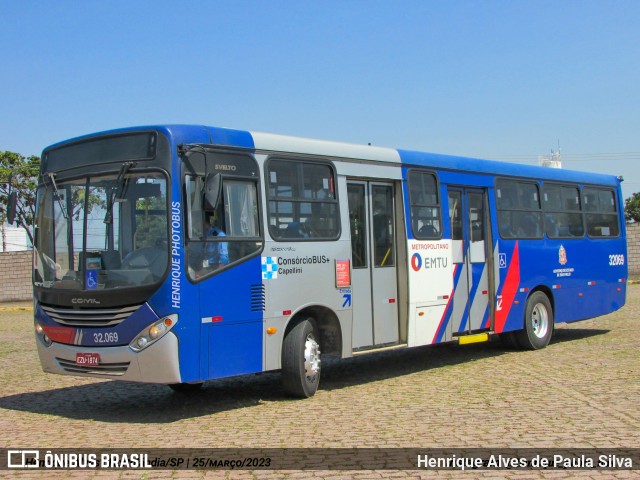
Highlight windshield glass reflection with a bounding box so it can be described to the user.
[34,172,168,290]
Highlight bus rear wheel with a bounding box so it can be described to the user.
[282,318,321,398]
[516,291,553,350]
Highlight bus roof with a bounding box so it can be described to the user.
[249,127,621,188]
[44,124,621,187]
[397,148,620,187]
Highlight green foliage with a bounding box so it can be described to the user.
[135,195,167,249]
[625,192,640,223]
[0,151,40,245]
[69,184,106,221]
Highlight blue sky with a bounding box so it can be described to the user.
[2,1,639,197]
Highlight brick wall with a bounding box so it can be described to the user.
[627,222,640,278]
[0,250,32,302]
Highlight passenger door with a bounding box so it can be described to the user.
[348,181,399,349]
[448,188,491,335]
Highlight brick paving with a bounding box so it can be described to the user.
[0,287,638,479]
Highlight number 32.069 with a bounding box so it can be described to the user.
[94,332,118,343]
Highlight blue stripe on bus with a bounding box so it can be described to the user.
[434,263,465,343]
[459,266,483,332]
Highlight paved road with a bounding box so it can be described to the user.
[0,287,638,479]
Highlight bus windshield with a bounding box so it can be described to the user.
[34,171,169,291]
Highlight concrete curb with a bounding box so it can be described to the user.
[0,303,33,313]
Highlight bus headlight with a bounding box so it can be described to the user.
[129,314,178,352]
[35,322,52,347]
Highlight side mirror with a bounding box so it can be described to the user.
[204,173,222,209]
[7,191,17,225]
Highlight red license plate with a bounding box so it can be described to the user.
[75,353,100,366]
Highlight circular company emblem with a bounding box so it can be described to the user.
[411,253,422,271]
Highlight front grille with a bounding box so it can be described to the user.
[56,357,130,376]
[41,304,142,327]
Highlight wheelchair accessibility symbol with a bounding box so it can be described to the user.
[86,270,98,290]
[499,253,507,269]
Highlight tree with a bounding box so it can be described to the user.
[0,151,40,246]
[135,195,167,249]
[625,192,640,223]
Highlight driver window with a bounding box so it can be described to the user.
[186,175,262,281]
[185,176,204,239]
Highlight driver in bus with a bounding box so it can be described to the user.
[203,209,229,270]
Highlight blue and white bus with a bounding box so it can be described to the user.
[32,125,628,397]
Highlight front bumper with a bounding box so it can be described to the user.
[36,331,182,384]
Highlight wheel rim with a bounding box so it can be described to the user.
[531,303,549,338]
[304,334,321,381]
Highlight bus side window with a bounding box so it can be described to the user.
[267,159,339,241]
[584,187,619,238]
[543,184,584,239]
[185,175,204,240]
[408,170,441,240]
[497,179,543,239]
[372,185,395,267]
[185,175,262,280]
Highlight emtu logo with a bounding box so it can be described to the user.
[411,253,422,272]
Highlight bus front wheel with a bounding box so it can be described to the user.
[516,291,553,350]
[282,318,321,398]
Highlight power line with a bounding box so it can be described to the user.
[491,152,640,162]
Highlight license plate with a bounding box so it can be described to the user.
[75,353,100,366]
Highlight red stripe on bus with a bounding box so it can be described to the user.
[494,242,520,333]
[43,325,76,344]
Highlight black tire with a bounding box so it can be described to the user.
[515,291,554,350]
[168,382,204,393]
[282,318,321,398]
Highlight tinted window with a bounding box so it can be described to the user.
[496,179,543,239]
[408,171,441,239]
[45,133,157,172]
[448,190,463,241]
[267,160,339,240]
[543,184,584,238]
[372,184,395,267]
[583,187,619,238]
[347,183,368,268]
[185,175,262,280]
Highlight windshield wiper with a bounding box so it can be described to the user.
[46,173,69,220]
[104,162,134,224]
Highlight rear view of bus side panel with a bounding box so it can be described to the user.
[493,179,627,335]
[537,183,627,323]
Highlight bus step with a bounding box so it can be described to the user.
[458,333,490,345]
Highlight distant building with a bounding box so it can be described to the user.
[1,223,30,252]
[538,150,562,168]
